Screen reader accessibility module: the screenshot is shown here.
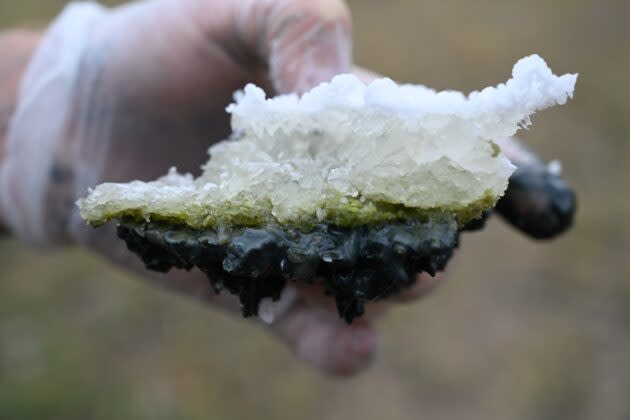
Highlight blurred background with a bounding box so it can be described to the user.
[0,0,628,419]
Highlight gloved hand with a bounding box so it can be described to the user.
[0,0,575,376]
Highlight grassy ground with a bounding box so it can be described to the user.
[1,0,629,419]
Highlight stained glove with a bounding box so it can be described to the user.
[0,0,575,376]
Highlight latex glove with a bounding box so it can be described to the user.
[0,0,575,376]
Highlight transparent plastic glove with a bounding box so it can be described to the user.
[0,0,394,376]
[0,0,575,376]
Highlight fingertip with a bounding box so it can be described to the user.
[314,319,378,377]
[336,321,379,376]
[273,306,378,376]
[496,163,577,240]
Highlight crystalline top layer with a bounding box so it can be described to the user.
[78,55,577,229]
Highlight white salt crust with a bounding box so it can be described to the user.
[78,55,577,228]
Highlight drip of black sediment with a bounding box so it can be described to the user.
[117,219,460,323]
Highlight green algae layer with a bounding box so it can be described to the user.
[84,191,498,231]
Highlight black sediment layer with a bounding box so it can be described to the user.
[117,218,464,323]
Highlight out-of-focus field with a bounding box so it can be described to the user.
[1,1,629,419]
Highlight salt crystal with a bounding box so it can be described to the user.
[78,55,577,229]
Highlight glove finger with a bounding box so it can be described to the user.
[495,137,577,239]
[271,298,378,376]
[232,0,352,94]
